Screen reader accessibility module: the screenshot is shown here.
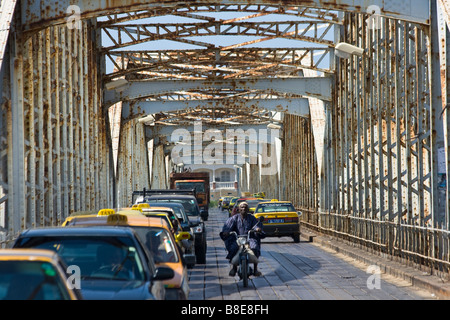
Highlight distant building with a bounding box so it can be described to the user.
[183,164,239,200]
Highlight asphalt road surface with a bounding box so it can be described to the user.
[187,208,437,300]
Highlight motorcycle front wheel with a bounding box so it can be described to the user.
[241,258,248,287]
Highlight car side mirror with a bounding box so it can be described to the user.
[297,211,302,217]
[176,232,191,241]
[152,266,174,281]
[200,210,207,219]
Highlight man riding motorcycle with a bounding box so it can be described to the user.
[220,201,265,277]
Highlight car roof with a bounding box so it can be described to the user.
[147,194,197,199]
[19,226,137,237]
[258,200,292,204]
[143,207,174,212]
[0,248,59,261]
[146,202,184,207]
[64,214,172,230]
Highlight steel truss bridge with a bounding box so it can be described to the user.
[1,0,450,277]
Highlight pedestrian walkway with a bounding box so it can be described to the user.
[187,208,443,300]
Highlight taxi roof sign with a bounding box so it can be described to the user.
[131,203,150,211]
[97,209,115,216]
[106,214,128,224]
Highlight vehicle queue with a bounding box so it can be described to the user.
[0,190,301,300]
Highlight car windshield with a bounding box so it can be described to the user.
[147,198,200,217]
[145,202,189,223]
[175,182,205,192]
[256,203,296,213]
[0,261,71,300]
[14,236,146,281]
[132,227,179,264]
[246,199,265,208]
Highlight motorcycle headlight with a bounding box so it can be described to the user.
[237,237,247,245]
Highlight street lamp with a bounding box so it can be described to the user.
[138,114,155,124]
[267,123,282,130]
[104,79,129,92]
[233,165,241,197]
[335,42,364,59]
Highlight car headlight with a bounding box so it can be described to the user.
[193,225,203,233]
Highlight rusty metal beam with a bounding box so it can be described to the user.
[146,123,273,138]
[21,0,430,32]
[1,20,116,240]
[105,47,334,81]
[121,97,310,120]
[0,0,18,69]
[101,20,335,52]
[116,119,151,207]
[104,77,332,106]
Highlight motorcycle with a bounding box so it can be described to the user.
[228,216,264,287]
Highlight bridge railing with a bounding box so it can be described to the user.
[300,209,450,277]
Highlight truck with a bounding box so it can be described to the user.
[169,172,210,221]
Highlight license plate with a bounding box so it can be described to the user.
[268,219,284,224]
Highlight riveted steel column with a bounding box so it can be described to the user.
[0,30,11,245]
[429,0,446,228]
[282,114,318,214]
[445,14,450,232]
[151,142,168,190]
[9,28,25,235]
[116,116,151,207]
[1,18,115,242]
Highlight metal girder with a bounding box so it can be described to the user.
[105,47,333,81]
[439,0,450,26]
[121,98,310,119]
[101,20,335,52]
[104,77,332,106]
[445,4,450,230]
[21,0,430,31]
[97,5,341,27]
[2,20,116,238]
[0,0,18,68]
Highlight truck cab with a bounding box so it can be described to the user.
[169,172,210,221]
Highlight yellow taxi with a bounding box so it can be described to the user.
[63,210,190,300]
[141,206,196,267]
[253,200,302,243]
[64,209,188,255]
[131,203,151,211]
[220,196,231,210]
[139,208,187,249]
[227,197,239,214]
[0,249,82,300]
[61,208,141,226]
[141,207,182,233]
[229,197,266,216]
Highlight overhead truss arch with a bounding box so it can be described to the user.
[21,0,430,32]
